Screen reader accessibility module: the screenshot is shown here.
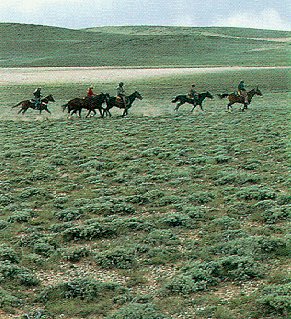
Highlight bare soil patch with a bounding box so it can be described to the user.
[0,66,288,85]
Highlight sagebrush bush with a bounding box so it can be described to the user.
[258,283,291,316]
[236,186,277,200]
[62,222,116,241]
[165,256,263,295]
[0,261,39,286]
[0,245,20,263]
[95,248,137,269]
[55,209,83,222]
[39,277,122,302]
[159,213,193,228]
[8,210,33,223]
[106,302,170,319]
[144,229,179,246]
[61,247,90,262]
[0,288,21,308]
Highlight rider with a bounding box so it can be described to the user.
[87,85,95,97]
[116,82,127,106]
[238,80,248,104]
[188,84,199,103]
[32,87,42,109]
[86,85,96,110]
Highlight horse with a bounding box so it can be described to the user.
[62,93,109,118]
[172,91,214,112]
[103,91,143,117]
[218,87,263,112]
[12,94,55,114]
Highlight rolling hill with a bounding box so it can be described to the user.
[0,23,290,67]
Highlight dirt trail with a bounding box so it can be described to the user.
[0,66,289,85]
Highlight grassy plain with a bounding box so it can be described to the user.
[0,23,290,67]
[0,65,290,319]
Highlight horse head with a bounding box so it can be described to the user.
[255,86,263,96]
[206,91,214,99]
[46,94,55,102]
[134,91,143,100]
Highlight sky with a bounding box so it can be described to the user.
[0,0,290,31]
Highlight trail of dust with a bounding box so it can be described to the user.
[0,66,289,85]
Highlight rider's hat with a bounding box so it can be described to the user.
[119,82,124,86]
[192,84,195,87]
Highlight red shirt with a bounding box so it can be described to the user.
[87,88,94,97]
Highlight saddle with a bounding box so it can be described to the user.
[116,96,128,105]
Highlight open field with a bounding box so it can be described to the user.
[0,64,290,319]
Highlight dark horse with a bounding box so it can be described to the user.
[172,91,214,112]
[62,93,109,118]
[218,87,263,112]
[12,95,55,114]
[103,91,143,117]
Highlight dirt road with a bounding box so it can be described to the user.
[0,66,289,85]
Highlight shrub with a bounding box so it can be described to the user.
[33,241,56,257]
[0,194,13,206]
[258,283,291,316]
[236,186,276,200]
[63,222,116,241]
[214,155,231,164]
[145,247,181,265]
[61,247,90,262]
[39,277,121,302]
[55,209,83,222]
[0,220,8,230]
[0,261,39,286]
[261,206,290,224]
[159,213,193,228]
[212,236,287,259]
[165,256,263,295]
[188,191,215,204]
[95,248,137,269]
[214,171,260,186]
[106,303,170,319]
[7,210,33,223]
[0,288,21,307]
[0,245,20,263]
[19,187,50,199]
[144,230,179,246]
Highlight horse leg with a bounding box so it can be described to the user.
[174,102,183,111]
[44,107,51,114]
[227,103,233,112]
[122,108,127,117]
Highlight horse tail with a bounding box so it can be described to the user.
[217,93,229,99]
[12,101,23,108]
[62,104,68,111]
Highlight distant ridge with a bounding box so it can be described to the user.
[0,23,290,67]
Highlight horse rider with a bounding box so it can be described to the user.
[238,80,248,104]
[86,85,96,110]
[32,87,42,109]
[116,82,127,106]
[188,84,199,103]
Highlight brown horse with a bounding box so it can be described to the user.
[62,93,109,118]
[172,91,214,112]
[12,94,55,114]
[218,87,262,112]
[103,91,143,117]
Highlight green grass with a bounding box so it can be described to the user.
[0,67,290,318]
[0,23,290,67]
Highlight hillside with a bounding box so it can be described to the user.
[0,23,290,67]
[0,67,290,319]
